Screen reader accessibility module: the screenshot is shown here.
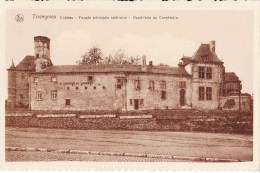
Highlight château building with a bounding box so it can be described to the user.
[6,36,252,111]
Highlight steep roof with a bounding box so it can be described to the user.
[180,56,191,66]
[191,44,223,64]
[7,60,16,70]
[15,55,35,71]
[33,64,190,76]
[224,72,241,82]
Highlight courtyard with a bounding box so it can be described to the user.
[5,127,253,162]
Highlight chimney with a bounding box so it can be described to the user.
[209,40,216,53]
[142,55,146,66]
[149,61,153,66]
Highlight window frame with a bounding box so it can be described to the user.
[65,99,71,106]
[206,67,212,79]
[140,99,144,106]
[51,90,58,100]
[21,73,25,79]
[206,87,212,100]
[149,80,155,90]
[51,77,57,82]
[199,66,205,79]
[36,91,43,101]
[116,78,124,89]
[179,81,186,88]
[129,99,133,106]
[88,76,93,83]
[199,87,205,100]
[135,80,141,90]
[161,90,166,100]
[160,80,166,89]
[34,77,39,83]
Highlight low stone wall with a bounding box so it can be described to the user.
[5,110,253,134]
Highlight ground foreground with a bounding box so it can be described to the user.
[5,127,253,162]
[6,151,185,162]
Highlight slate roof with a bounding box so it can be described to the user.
[224,72,241,82]
[15,55,35,71]
[191,44,223,64]
[180,56,191,66]
[34,64,190,76]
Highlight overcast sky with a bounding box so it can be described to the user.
[5,9,254,94]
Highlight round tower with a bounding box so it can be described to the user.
[7,60,16,109]
[34,36,50,59]
[34,36,53,72]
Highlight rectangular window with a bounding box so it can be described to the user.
[149,80,155,90]
[206,67,212,79]
[51,91,57,100]
[36,91,43,101]
[199,87,205,100]
[116,78,124,89]
[199,67,205,79]
[179,81,186,88]
[88,76,93,83]
[51,77,57,82]
[21,73,25,79]
[129,99,133,106]
[160,80,166,89]
[34,77,39,83]
[135,80,141,90]
[161,91,166,100]
[140,99,144,106]
[206,87,212,100]
[19,94,23,99]
[65,99,71,106]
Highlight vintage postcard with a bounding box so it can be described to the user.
[0,0,259,171]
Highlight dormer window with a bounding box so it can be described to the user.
[201,55,209,61]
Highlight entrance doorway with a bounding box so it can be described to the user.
[180,89,186,106]
[134,99,139,110]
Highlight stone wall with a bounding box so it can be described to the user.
[220,95,251,111]
[30,73,125,111]
[30,72,192,111]
[126,74,191,111]
[6,110,253,134]
[15,71,30,108]
[191,63,223,109]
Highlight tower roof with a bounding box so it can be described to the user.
[224,72,241,82]
[8,59,16,70]
[191,43,223,64]
[15,55,35,71]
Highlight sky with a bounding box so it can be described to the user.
[5,9,254,94]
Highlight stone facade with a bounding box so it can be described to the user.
[7,36,252,112]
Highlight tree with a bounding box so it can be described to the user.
[103,49,141,65]
[77,47,142,65]
[158,63,169,67]
[77,46,103,65]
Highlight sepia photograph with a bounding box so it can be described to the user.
[0,1,259,171]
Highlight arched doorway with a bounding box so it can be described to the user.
[180,89,186,106]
